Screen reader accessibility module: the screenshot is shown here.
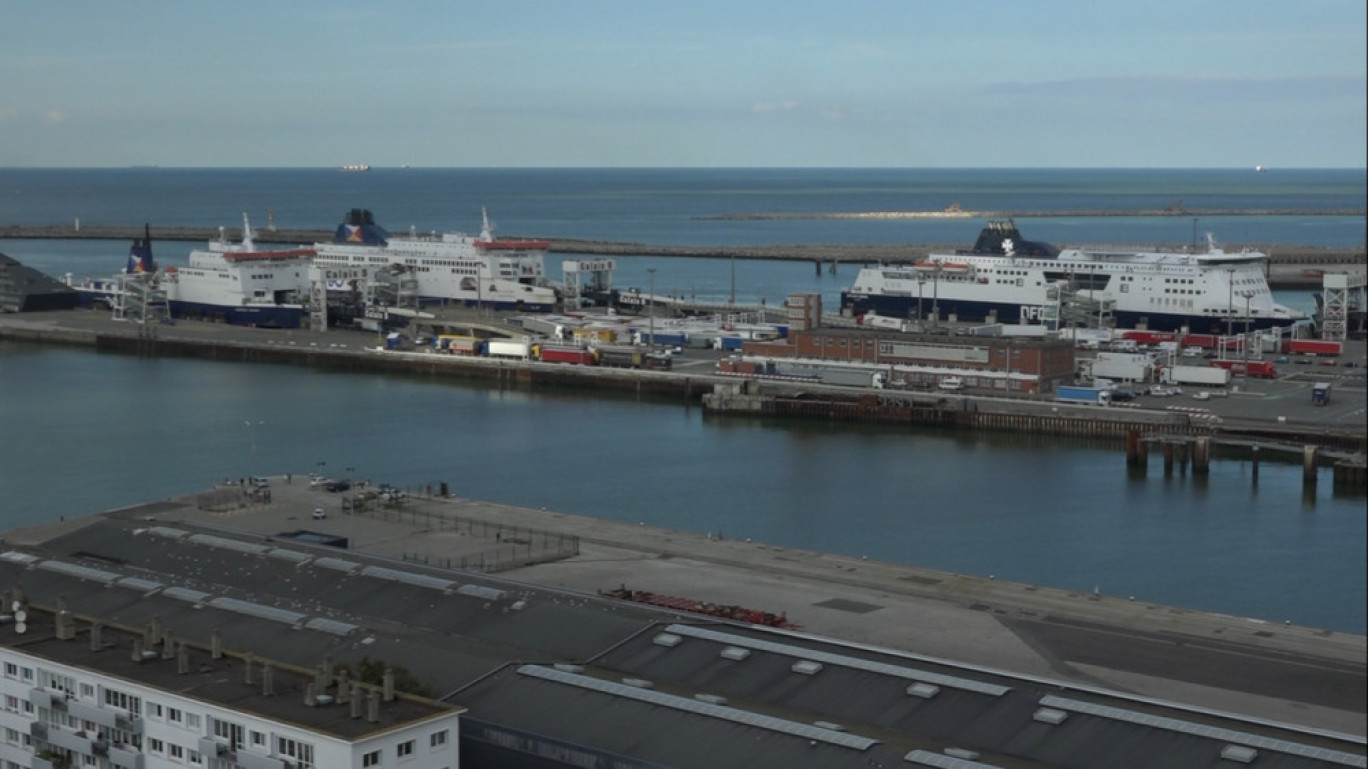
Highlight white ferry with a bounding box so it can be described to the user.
[160,214,315,327]
[313,208,559,312]
[66,217,315,328]
[840,220,1305,333]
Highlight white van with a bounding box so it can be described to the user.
[248,476,270,488]
[938,377,965,391]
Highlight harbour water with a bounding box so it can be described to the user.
[0,168,1364,633]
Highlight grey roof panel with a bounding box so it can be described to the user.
[36,560,118,584]
[666,624,1011,696]
[518,664,881,751]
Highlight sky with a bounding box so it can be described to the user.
[2,1,1364,168]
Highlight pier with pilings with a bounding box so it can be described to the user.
[1125,430,1367,491]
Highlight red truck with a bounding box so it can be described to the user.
[1281,339,1342,357]
[1210,359,1277,378]
[535,345,596,365]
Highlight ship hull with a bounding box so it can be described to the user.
[167,299,307,328]
[841,292,1298,334]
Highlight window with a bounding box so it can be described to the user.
[397,739,415,757]
[429,730,448,748]
[186,713,202,730]
[363,750,382,767]
[251,730,265,747]
[276,736,315,768]
[168,707,183,724]
[104,689,142,715]
[148,702,164,719]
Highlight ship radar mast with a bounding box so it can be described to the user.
[240,212,256,251]
[480,206,496,241]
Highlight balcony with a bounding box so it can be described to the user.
[65,700,121,731]
[45,726,98,756]
[107,743,145,769]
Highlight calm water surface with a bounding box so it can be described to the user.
[1,342,1362,633]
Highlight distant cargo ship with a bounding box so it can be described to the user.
[340,164,371,172]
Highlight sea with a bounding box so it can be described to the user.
[0,167,1364,633]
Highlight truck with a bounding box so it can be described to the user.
[1056,385,1111,406]
[1312,382,1332,406]
[535,344,596,365]
[860,313,914,332]
[1209,359,1277,378]
[596,346,673,370]
[1282,339,1342,357]
[1160,365,1232,387]
[1089,352,1153,382]
[817,367,886,388]
[486,339,531,359]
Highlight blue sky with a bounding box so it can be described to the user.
[3,1,1364,168]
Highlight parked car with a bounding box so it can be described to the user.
[312,508,326,520]
[325,481,350,493]
[1192,391,1211,401]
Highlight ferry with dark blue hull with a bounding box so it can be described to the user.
[840,221,1305,333]
[67,216,315,328]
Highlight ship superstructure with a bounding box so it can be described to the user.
[840,221,1305,333]
[313,208,558,312]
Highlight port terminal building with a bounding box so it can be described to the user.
[735,327,1076,395]
[1,500,1362,769]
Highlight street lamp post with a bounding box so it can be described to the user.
[729,256,736,306]
[1226,268,1235,340]
[931,264,941,331]
[647,268,656,348]
[916,276,926,324]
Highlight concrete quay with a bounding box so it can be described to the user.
[25,474,1358,739]
[2,309,1365,448]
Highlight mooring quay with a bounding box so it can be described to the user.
[1,309,1365,465]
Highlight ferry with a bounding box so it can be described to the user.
[312,208,559,312]
[840,220,1306,333]
[66,216,315,328]
[161,214,315,327]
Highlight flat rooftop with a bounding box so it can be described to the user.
[1,497,1363,768]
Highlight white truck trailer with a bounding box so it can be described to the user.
[1088,352,1154,382]
[1160,364,1231,387]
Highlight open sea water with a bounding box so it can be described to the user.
[0,168,1364,632]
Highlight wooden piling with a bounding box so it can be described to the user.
[1163,442,1175,473]
[1251,445,1260,482]
[1192,436,1210,475]
[1125,430,1141,466]
[1303,444,1319,484]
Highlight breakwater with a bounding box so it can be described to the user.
[2,223,1362,268]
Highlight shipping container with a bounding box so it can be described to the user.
[817,367,886,388]
[486,339,531,359]
[1056,385,1111,405]
[1282,339,1342,357]
[1161,365,1232,386]
[1089,352,1153,382]
[1210,359,1277,378]
[536,344,596,365]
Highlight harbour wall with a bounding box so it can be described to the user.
[3,312,1363,451]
